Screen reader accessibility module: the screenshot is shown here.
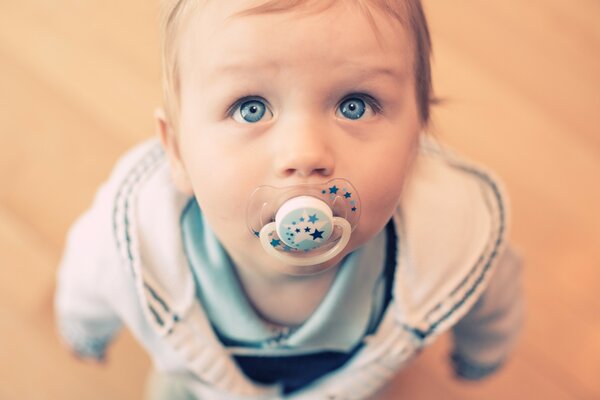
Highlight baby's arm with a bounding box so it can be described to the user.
[450,245,524,380]
[55,183,124,362]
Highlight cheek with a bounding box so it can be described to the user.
[358,175,405,235]
[352,137,418,237]
[179,143,234,213]
[179,142,265,235]
[188,164,246,220]
[184,162,253,248]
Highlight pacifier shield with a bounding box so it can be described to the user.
[247,178,360,270]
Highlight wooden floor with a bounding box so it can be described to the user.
[1,1,598,399]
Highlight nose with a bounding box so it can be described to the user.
[272,116,335,179]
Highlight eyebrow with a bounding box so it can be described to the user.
[339,65,408,81]
[210,61,407,82]
[211,60,280,76]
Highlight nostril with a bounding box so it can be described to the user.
[283,167,332,178]
[280,168,296,178]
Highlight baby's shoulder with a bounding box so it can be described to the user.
[57,139,169,300]
[104,138,195,313]
[393,136,509,336]
[404,136,507,213]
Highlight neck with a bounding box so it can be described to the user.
[228,252,343,326]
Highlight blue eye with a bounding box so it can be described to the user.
[235,99,268,123]
[339,98,366,120]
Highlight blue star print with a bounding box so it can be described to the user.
[310,229,324,240]
[308,214,319,223]
[344,192,352,198]
[270,239,281,247]
[329,186,339,194]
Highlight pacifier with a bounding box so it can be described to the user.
[247,178,361,273]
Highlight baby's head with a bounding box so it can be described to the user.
[157,0,434,274]
[160,0,433,130]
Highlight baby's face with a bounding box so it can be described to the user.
[170,1,421,274]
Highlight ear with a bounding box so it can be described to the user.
[155,107,194,195]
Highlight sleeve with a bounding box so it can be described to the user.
[450,245,524,380]
[54,182,124,361]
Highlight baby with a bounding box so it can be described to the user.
[55,1,523,399]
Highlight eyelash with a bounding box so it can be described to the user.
[341,93,383,115]
[225,93,383,118]
[226,95,270,118]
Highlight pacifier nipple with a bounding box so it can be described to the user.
[247,179,360,273]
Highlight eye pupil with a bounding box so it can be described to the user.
[239,100,267,123]
[340,98,366,120]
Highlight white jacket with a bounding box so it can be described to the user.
[55,137,523,399]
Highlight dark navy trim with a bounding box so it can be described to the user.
[233,347,365,395]
[144,282,171,313]
[111,143,164,276]
[148,304,165,327]
[366,219,398,335]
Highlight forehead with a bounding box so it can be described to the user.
[177,1,413,82]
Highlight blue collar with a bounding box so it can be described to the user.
[181,199,387,353]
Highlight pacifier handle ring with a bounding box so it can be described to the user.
[259,217,352,267]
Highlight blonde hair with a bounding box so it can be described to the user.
[159,0,433,130]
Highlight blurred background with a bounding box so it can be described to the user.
[0,1,598,399]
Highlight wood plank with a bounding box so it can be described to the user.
[0,48,145,249]
[0,206,150,399]
[521,293,600,399]
[430,29,600,312]
[380,335,579,400]
[0,205,58,315]
[0,1,160,145]
[425,0,600,151]
[425,1,600,397]
[0,304,149,400]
